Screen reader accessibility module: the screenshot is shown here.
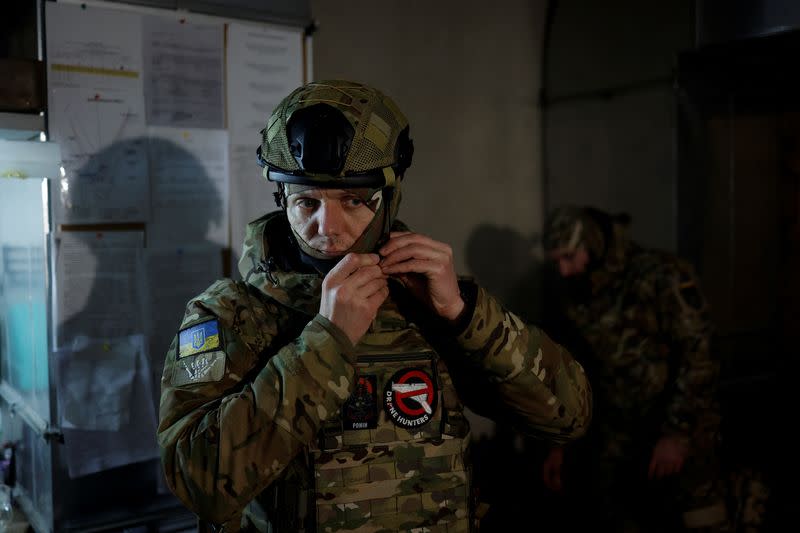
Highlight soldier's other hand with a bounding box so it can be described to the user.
[320,253,388,345]
[379,232,464,322]
[648,435,688,480]
[542,446,564,493]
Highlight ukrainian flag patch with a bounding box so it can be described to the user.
[178,319,221,358]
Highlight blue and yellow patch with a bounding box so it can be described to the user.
[178,319,221,358]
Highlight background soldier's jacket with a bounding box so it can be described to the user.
[158,212,591,530]
[558,220,718,445]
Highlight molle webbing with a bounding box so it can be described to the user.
[312,330,472,532]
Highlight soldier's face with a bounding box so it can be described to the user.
[548,245,589,277]
[286,187,380,256]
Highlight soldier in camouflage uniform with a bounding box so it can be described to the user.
[157,80,592,532]
[540,205,728,532]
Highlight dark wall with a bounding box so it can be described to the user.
[677,28,799,530]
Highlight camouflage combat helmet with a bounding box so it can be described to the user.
[256,80,414,266]
[542,205,607,259]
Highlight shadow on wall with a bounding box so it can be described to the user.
[52,136,222,525]
[465,223,544,323]
[57,136,224,407]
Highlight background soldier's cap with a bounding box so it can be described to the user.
[542,205,606,259]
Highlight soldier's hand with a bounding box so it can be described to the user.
[648,435,688,480]
[542,446,564,493]
[379,232,464,322]
[320,253,388,345]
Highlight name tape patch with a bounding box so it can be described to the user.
[342,375,378,430]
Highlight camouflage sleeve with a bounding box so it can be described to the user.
[657,261,719,442]
[157,279,356,525]
[455,285,592,444]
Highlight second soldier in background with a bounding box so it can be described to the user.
[540,206,729,532]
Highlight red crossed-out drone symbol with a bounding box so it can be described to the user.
[390,369,434,416]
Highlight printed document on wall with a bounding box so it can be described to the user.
[148,127,230,248]
[227,22,301,266]
[143,16,224,129]
[46,2,148,224]
[46,2,143,90]
[57,336,139,432]
[55,231,145,349]
[226,22,303,145]
[55,334,159,478]
[48,87,148,224]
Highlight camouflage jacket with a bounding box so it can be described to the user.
[552,222,718,447]
[157,211,591,529]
